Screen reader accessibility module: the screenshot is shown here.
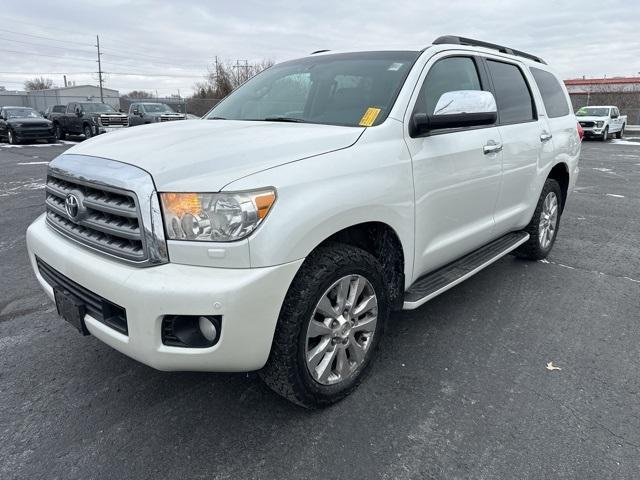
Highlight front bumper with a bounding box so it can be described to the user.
[15,127,55,140]
[97,125,127,134]
[581,127,605,137]
[26,214,302,372]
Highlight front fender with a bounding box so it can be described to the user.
[223,120,416,286]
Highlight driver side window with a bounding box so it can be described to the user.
[416,57,482,115]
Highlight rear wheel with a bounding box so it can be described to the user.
[616,124,625,139]
[515,178,562,260]
[260,243,388,408]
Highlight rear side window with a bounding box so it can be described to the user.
[530,67,570,118]
[417,56,482,115]
[486,60,535,124]
[53,105,66,113]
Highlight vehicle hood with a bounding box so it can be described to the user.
[66,120,365,191]
[577,116,607,122]
[147,112,184,117]
[8,117,52,125]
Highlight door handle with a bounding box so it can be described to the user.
[483,141,503,155]
[540,132,553,142]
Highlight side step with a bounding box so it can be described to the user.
[403,231,529,310]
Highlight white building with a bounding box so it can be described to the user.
[0,85,120,111]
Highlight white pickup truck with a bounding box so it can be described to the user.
[576,105,626,141]
[27,36,581,407]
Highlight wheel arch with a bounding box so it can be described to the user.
[303,221,406,311]
[548,162,569,212]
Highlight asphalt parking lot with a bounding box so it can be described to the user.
[1,137,639,479]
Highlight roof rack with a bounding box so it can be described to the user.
[310,49,331,55]
[432,35,546,65]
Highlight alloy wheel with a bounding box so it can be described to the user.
[538,191,558,249]
[305,274,378,385]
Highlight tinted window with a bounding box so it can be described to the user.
[417,56,482,115]
[207,51,420,127]
[487,60,535,124]
[53,105,66,113]
[530,67,569,118]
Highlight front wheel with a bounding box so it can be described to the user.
[8,129,18,145]
[601,127,609,141]
[260,243,389,408]
[616,125,625,139]
[515,178,562,260]
[54,124,65,141]
[83,124,93,139]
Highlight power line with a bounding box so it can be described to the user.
[0,35,96,55]
[0,27,91,47]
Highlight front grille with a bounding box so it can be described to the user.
[160,115,184,122]
[36,257,128,335]
[100,115,128,127]
[579,121,595,128]
[45,174,147,262]
[23,122,51,128]
[19,129,53,138]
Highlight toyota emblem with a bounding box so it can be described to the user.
[64,193,80,220]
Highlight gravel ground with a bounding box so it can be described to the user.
[0,138,639,479]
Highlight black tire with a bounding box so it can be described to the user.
[83,124,93,138]
[616,125,625,139]
[54,123,65,141]
[260,242,389,408]
[515,178,562,260]
[8,129,18,145]
[600,127,608,141]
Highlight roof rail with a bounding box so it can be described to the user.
[432,35,546,65]
[310,49,331,55]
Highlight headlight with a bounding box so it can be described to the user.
[160,189,276,242]
[596,121,604,128]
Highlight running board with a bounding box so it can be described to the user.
[403,231,530,310]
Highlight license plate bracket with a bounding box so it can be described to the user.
[54,287,90,335]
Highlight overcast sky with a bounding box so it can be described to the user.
[1,0,639,96]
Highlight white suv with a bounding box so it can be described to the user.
[26,36,581,407]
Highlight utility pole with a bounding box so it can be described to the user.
[96,35,104,103]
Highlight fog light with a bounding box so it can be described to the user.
[162,315,221,348]
[198,316,217,342]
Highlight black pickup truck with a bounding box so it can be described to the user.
[54,102,128,140]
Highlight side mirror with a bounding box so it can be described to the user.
[76,109,82,117]
[611,113,618,119]
[410,90,497,136]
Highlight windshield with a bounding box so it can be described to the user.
[5,108,42,119]
[143,103,175,113]
[576,107,610,117]
[81,103,116,113]
[205,51,420,127]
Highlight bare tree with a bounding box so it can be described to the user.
[193,58,274,99]
[24,77,54,91]
[124,90,154,99]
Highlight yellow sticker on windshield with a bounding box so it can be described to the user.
[359,107,381,127]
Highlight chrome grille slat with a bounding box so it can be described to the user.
[45,173,147,262]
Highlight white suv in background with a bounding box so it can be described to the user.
[27,36,581,408]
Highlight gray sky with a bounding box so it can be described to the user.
[2,0,639,96]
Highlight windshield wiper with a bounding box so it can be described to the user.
[208,116,226,120]
[263,116,307,123]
